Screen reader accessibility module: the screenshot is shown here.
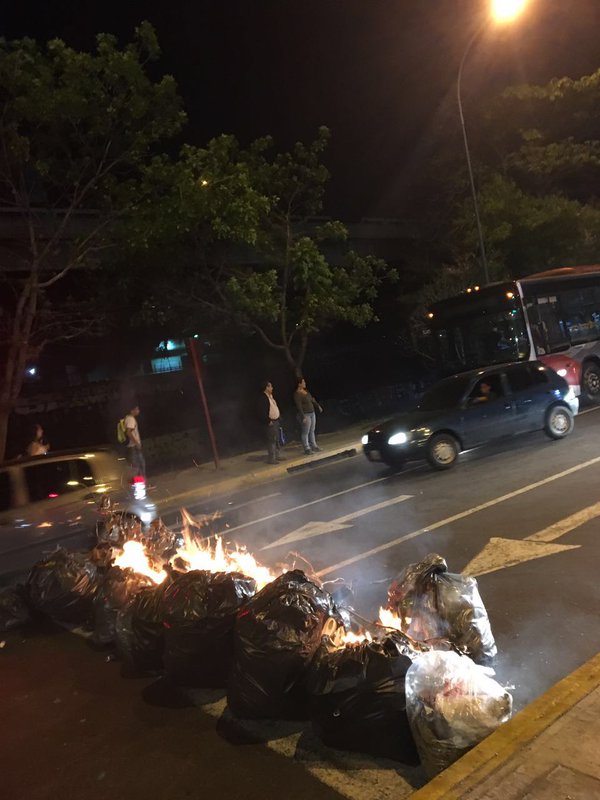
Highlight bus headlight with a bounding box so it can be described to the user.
[557,368,567,377]
[388,432,408,445]
[361,434,369,445]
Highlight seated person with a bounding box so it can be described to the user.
[470,380,497,404]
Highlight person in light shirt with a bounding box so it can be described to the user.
[26,424,49,456]
[124,404,146,478]
[259,381,285,465]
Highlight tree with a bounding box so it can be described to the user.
[407,67,600,306]
[459,68,600,279]
[130,128,397,375]
[0,24,185,459]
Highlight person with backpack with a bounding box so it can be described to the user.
[117,404,146,478]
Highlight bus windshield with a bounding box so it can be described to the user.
[427,287,530,373]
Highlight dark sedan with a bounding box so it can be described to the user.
[362,361,578,470]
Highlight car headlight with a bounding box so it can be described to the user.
[557,368,567,377]
[388,431,408,445]
[361,434,369,445]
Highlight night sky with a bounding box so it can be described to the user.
[3,0,600,218]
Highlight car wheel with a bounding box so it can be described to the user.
[582,362,600,402]
[427,433,459,470]
[544,404,574,440]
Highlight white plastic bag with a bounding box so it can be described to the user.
[405,650,512,777]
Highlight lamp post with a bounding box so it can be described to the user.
[457,27,489,285]
[457,0,529,286]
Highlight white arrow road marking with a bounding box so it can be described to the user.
[462,500,600,576]
[526,501,600,542]
[316,454,600,577]
[260,494,413,551]
[222,476,396,535]
[462,538,579,577]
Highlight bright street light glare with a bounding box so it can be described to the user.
[491,0,528,23]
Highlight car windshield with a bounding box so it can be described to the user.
[418,375,471,411]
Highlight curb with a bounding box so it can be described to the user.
[154,440,362,509]
[409,651,600,799]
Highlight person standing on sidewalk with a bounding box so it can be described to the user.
[124,404,146,478]
[259,381,285,465]
[294,377,323,455]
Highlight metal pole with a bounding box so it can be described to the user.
[188,337,220,469]
[457,26,490,286]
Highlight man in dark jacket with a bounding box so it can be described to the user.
[258,381,285,464]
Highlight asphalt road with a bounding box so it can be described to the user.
[3,406,600,800]
[160,404,600,708]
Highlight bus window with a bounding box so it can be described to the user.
[527,296,569,354]
[559,287,600,344]
[432,309,528,371]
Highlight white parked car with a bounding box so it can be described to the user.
[0,448,156,580]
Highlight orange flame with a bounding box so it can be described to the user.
[339,629,373,646]
[378,607,412,631]
[173,531,276,590]
[113,540,167,584]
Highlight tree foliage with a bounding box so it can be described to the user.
[0,23,185,458]
[412,67,600,310]
[130,128,396,374]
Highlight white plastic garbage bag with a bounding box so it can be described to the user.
[405,650,512,778]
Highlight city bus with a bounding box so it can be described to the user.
[423,265,600,400]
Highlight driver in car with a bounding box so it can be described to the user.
[472,380,496,403]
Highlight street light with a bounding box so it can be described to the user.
[457,0,528,285]
[491,0,527,23]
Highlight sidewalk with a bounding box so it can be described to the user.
[147,423,600,800]
[149,421,370,511]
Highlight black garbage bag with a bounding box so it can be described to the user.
[0,585,31,633]
[324,581,358,633]
[387,554,497,665]
[97,511,143,547]
[114,579,170,676]
[163,570,257,687]
[307,633,419,762]
[93,567,154,647]
[26,549,100,625]
[227,570,341,719]
[143,519,182,562]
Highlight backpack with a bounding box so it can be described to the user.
[116,418,127,444]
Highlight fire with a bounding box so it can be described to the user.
[173,532,276,590]
[339,629,373,646]
[378,607,411,631]
[113,540,167,584]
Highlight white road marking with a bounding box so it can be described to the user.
[168,492,282,530]
[223,492,282,511]
[222,476,396,535]
[462,500,600,575]
[526,501,600,542]
[190,692,420,800]
[463,538,579,576]
[316,454,600,577]
[260,494,413,550]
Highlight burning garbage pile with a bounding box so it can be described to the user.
[4,509,513,777]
